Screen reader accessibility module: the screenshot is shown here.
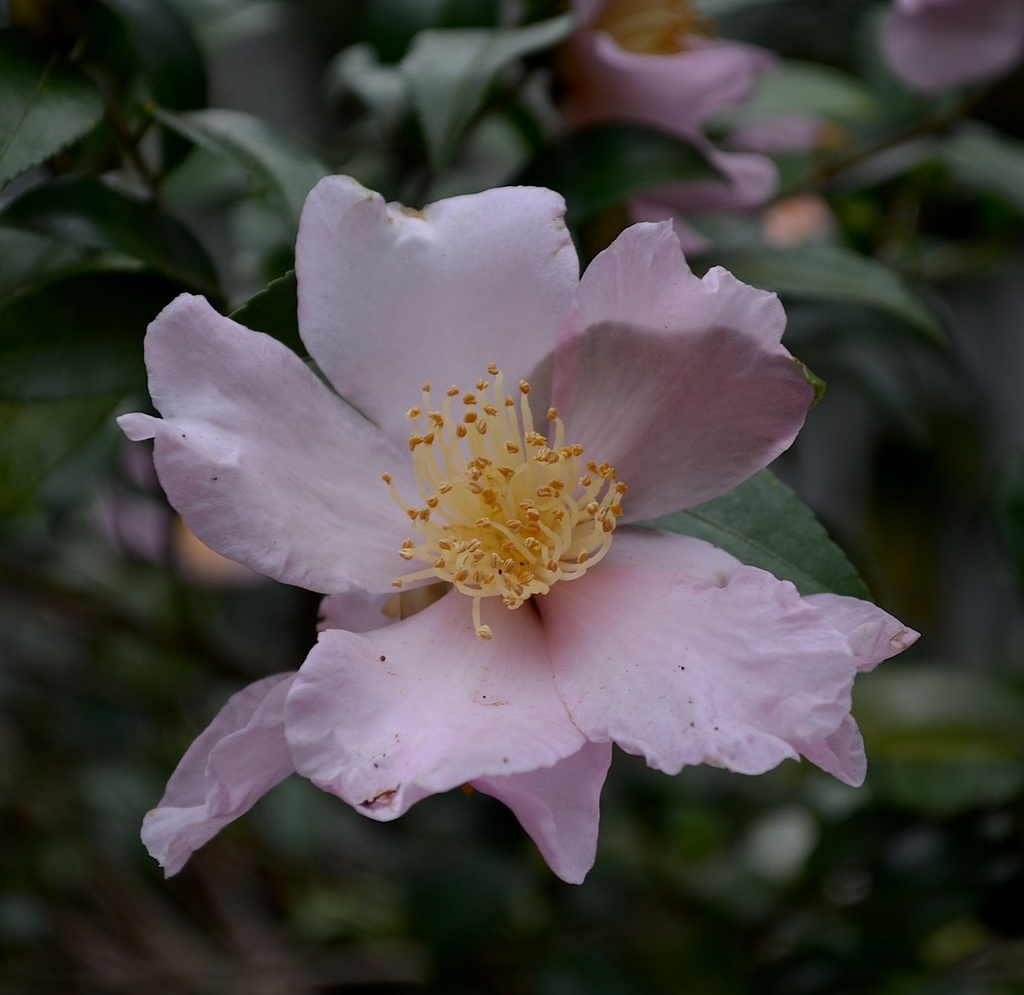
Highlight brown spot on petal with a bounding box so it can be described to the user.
[361,787,398,808]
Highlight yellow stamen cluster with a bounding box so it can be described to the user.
[594,0,715,55]
[383,365,627,639]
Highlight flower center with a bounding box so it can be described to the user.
[383,365,627,639]
[594,0,715,55]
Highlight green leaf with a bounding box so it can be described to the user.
[994,451,1024,596]
[0,226,82,303]
[0,269,182,401]
[712,244,946,346]
[229,270,302,354]
[327,43,408,128]
[0,34,104,188]
[0,395,123,518]
[856,665,1024,766]
[97,0,208,109]
[745,60,879,123]
[941,123,1024,218]
[868,762,1024,818]
[643,468,870,598]
[155,107,328,226]
[0,176,219,296]
[517,124,720,227]
[400,15,574,169]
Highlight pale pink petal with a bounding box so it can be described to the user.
[142,673,297,875]
[285,592,586,821]
[554,223,813,521]
[639,146,780,214]
[793,716,867,787]
[564,30,775,136]
[117,295,414,594]
[473,741,611,884]
[628,198,713,254]
[317,590,396,633]
[787,594,918,786]
[296,176,578,447]
[804,593,920,673]
[727,117,823,156]
[882,0,1024,93]
[317,583,452,634]
[571,0,605,27]
[540,529,859,777]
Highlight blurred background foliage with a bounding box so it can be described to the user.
[2,0,1024,991]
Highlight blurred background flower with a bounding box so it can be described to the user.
[881,0,1024,93]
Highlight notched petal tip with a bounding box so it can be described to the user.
[117,412,158,442]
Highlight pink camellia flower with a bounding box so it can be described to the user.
[882,0,1024,93]
[120,176,917,884]
[562,0,816,236]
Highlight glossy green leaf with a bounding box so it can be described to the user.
[0,270,182,401]
[713,245,946,346]
[155,108,328,226]
[0,176,219,296]
[229,270,303,354]
[0,395,122,518]
[0,226,82,303]
[868,762,1024,817]
[994,451,1024,595]
[516,124,719,227]
[643,468,870,598]
[856,665,1024,759]
[401,14,574,169]
[327,43,408,127]
[743,60,879,122]
[941,123,1024,217]
[0,34,104,188]
[98,0,208,110]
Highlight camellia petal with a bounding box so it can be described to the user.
[117,295,415,594]
[540,529,882,776]
[296,176,578,447]
[141,673,297,875]
[639,146,781,215]
[565,28,774,137]
[882,0,1024,93]
[792,715,868,787]
[473,741,613,884]
[284,592,586,821]
[789,594,919,785]
[805,592,919,673]
[553,222,813,520]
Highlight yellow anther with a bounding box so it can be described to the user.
[384,367,625,638]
